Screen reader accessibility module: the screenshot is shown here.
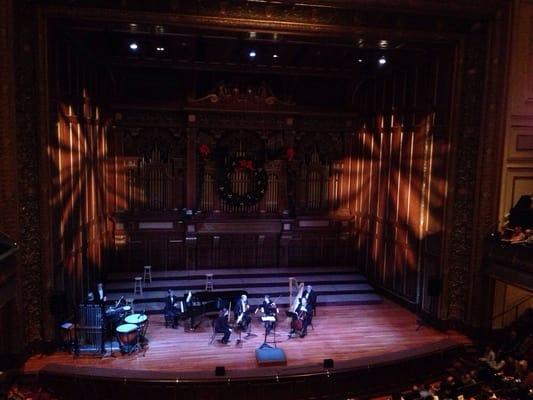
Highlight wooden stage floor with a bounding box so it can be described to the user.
[24,300,470,379]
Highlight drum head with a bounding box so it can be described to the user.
[125,314,148,324]
[116,323,138,333]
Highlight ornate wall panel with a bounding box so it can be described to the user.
[0,0,23,358]
[14,6,44,344]
[445,4,511,327]
[444,26,488,322]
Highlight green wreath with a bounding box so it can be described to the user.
[218,156,268,207]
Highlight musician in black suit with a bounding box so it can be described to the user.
[95,282,107,354]
[257,294,278,335]
[234,294,252,336]
[183,290,197,330]
[301,284,317,310]
[214,308,232,344]
[96,282,106,305]
[163,289,180,328]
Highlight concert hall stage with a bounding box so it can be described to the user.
[23,301,470,380]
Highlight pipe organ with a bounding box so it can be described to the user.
[110,113,355,271]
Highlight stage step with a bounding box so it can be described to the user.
[104,267,382,314]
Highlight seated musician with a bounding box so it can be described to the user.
[289,297,313,338]
[257,294,278,335]
[214,308,232,344]
[234,294,252,337]
[163,289,180,329]
[96,282,106,305]
[302,284,317,310]
[86,292,95,304]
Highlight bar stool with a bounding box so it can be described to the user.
[205,274,214,291]
[143,265,152,284]
[134,277,143,296]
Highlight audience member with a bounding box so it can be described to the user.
[499,330,522,358]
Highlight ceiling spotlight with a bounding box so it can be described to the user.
[357,58,363,63]
[273,53,279,59]
[249,32,257,39]
[129,23,138,32]
[379,40,389,48]
[379,56,387,65]
[129,42,139,50]
[155,25,165,34]
[249,50,256,58]
[156,47,165,52]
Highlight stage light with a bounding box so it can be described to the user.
[156,47,165,52]
[249,50,257,58]
[249,31,257,39]
[379,56,387,65]
[357,58,363,63]
[273,53,279,59]
[129,42,139,51]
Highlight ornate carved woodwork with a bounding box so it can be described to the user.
[0,0,23,357]
[14,6,45,344]
[188,81,293,111]
[445,23,491,322]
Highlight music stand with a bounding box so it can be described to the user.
[259,316,277,349]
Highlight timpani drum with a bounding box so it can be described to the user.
[125,313,148,325]
[116,323,138,353]
[125,313,149,341]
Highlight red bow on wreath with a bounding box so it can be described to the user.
[199,144,210,158]
[237,159,255,171]
[286,147,295,161]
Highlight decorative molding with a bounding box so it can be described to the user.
[188,81,293,111]
[39,2,496,45]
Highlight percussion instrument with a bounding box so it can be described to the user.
[125,313,147,325]
[122,305,132,315]
[116,323,138,353]
[125,313,149,341]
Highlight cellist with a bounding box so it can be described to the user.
[289,297,313,338]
